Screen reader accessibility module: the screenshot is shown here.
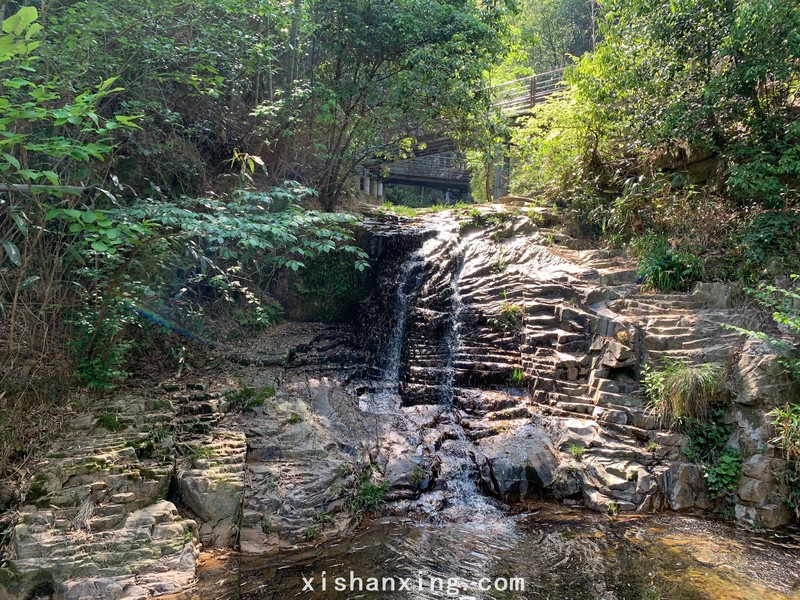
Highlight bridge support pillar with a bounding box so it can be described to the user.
[492,146,509,201]
[369,179,378,199]
[377,180,384,200]
[362,171,371,194]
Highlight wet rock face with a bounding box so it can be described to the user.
[355,206,791,527]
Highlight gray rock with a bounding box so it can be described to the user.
[737,476,776,505]
[668,463,712,511]
[477,424,558,501]
[692,282,731,309]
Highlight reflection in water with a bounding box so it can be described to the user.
[208,507,800,600]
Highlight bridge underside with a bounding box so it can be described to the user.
[383,175,470,192]
[360,68,564,202]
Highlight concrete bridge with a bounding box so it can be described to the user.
[360,68,565,202]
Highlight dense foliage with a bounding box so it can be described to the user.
[0,0,510,203]
[507,0,799,277]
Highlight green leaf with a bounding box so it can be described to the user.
[19,275,39,290]
[2,7,39,36]
[2,153,20,169]
[91,240,108,252]
[42,170,59,186]
[11,213,27,237]
[1,239,21,266]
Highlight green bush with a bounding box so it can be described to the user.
[642,360,725,427]
[681,411,742,508]
[632,235,703,292]
[746,276,800,379]
[738,212,800,276]
[779,462,800,522]
[347,467,388,516]
[705,447,743,500]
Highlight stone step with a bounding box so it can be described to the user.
[555,401,594,415]
[594,391,643,408]
[646,345,737,363]
[559,382,589,397]
[588,377,638,395]
[680,333,742,350]
[642,333,701,351]
[642,316,696,328]
[597,268,638,285]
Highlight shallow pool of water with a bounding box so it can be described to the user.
[178,505,800,600]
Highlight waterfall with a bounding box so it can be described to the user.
[358,219,502,516]
[440,237,468,404]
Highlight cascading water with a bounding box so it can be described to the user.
[358,219,504,517]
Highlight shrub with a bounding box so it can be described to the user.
[632,235,703,292]
[779,462,800,522]
[681,411,742,509]
[741,276,800,380]
[737,212,800,276]
[704,447,743,500]
[345,466,388,517]
[642,360,725,427]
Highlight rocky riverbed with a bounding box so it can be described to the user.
[1,202,798,599]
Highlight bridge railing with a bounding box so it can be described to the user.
[491,67,566,116]
[384,155,470,184]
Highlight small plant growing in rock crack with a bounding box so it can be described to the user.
[312,511,333,525]
[228,383,277,411]
[646,440,659,454]
[607,501,619,516]
[286,412,304,425]
[410,466,428,489]
[488,302,524,332]
[97,413,126,432]
[489,258,508,274]
[614,329,630,344]
[569,444,585,460]
[705,447,743,500]
[642,360,725,427]
[768,403,800,462]
[508,368,525,387]
[778,461,800,522]
[345,466,389,517]
[304,526,317,541]
[186,445,214,460]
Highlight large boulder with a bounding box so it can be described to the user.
[668,463,713,511]
[476,424,558,501]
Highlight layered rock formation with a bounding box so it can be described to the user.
[2,203,796,598]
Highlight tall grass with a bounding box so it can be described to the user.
[643,359,726,427]
[768,403,800,461]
